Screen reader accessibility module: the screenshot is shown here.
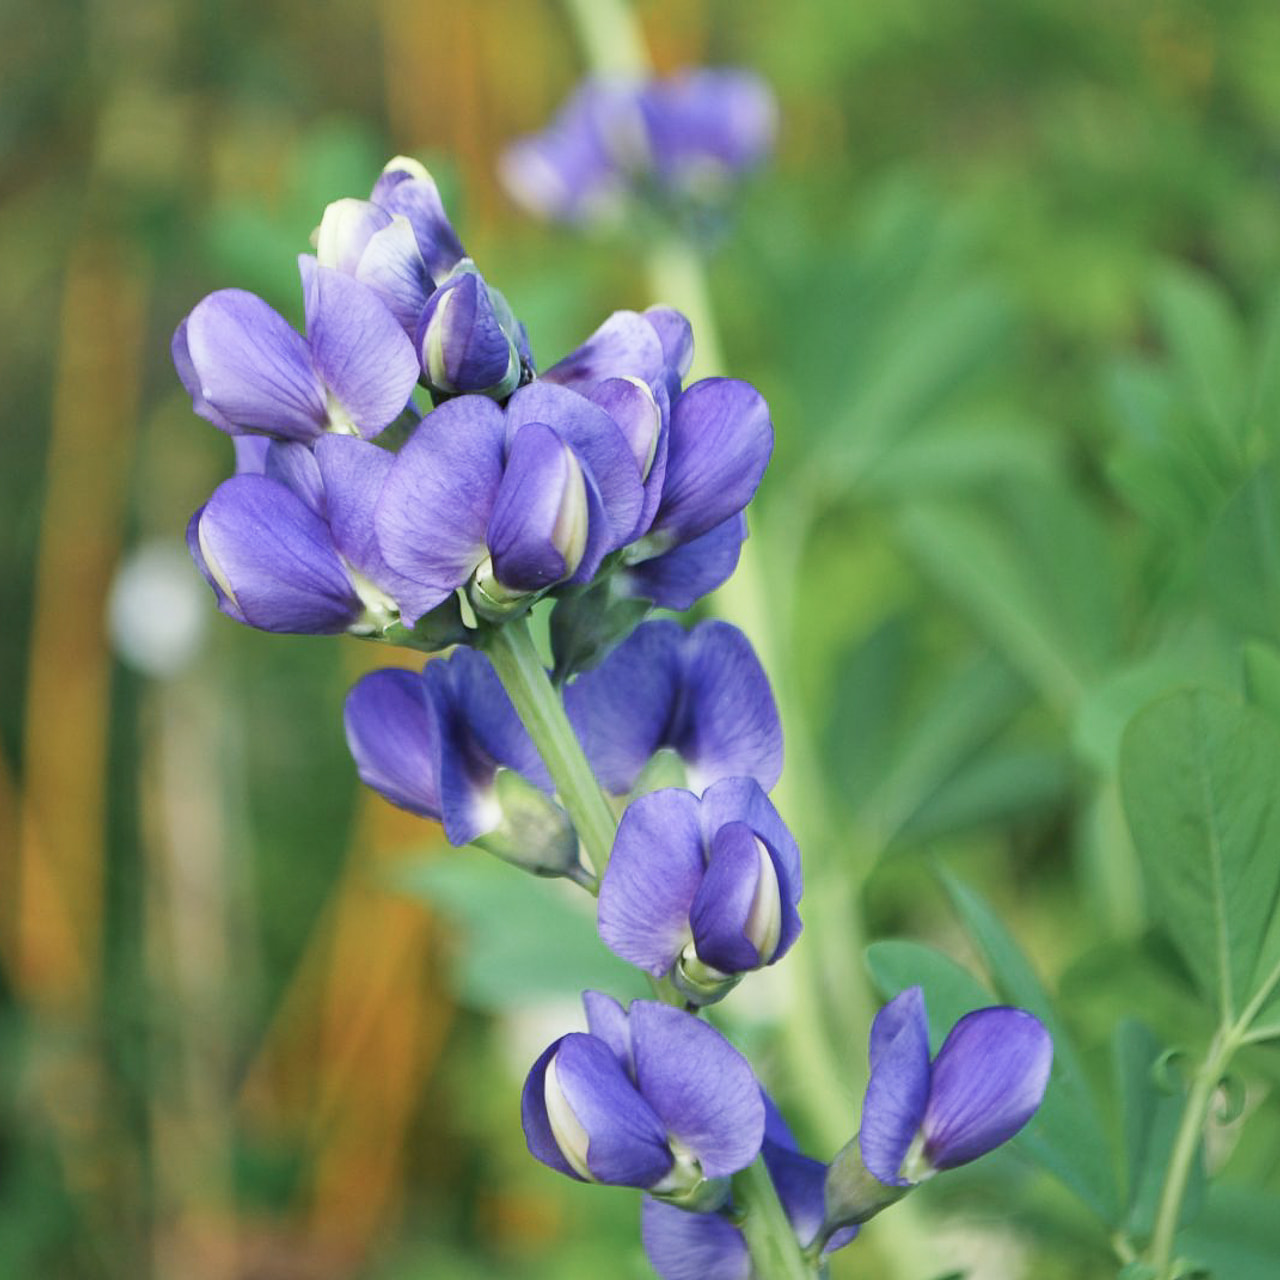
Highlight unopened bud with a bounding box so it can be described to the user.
[419,269,521,399]
[471,769,591,885]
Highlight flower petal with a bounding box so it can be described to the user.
[178,291,326,440]
[922,1007,1053,1171]
[189,475,358,633]
[689,822,767,973]
[630,1002,765,1178]
[641,1199,750,1280]
[486,421,583,592]
[859,988,932,1186]
[621,513,746,611]
[598,787,704,976]
[314,198,393,275]
[371,158,466,278]
[673,620,782,793]
[654,379,772,547]
[543,309,666,395]
[301,257,419,438]
[264,440,326,516]
[522,1038,587,1182]
[355,215,434,334]
[446,648,552,791]
[564,620,684,795]
[343,667,441,819]
[698,777,801,900]
[582,990,634,1074]
[375,395,507,623]
[507,382,645,549]
[552,1033,674,1187]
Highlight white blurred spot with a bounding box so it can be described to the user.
[108,540,207,677]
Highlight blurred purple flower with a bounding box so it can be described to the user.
[188,436,436,635]
[565,619,782,796]
[597,778,801,1000]
[642,1096,857,1279]
[501,70,776,227]
[859,987,1053,1186]
[522,991,764,1194]
[173,257,418,444]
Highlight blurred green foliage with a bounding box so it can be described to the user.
[6,0,1280,1277]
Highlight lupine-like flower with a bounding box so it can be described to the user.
[642,1096,858,1280]
[173,256,419,443]
[565,619,782,796]
[825,986,1053,1228]
[543,307,772,609]
[522,991,764,1198]
[316,158,529,398]
[188,436,437,634]
[344,647,585,879]
[416,266,529,400]
[375,383,644,620]
[597,778,802,1003]
[501,70,776,227]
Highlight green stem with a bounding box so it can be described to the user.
[733,1155,817,1280]
[561,0,648,76]
[483,616,618,879]
[1146,1029,1234,1280]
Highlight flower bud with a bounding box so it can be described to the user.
[543,1052,595,1181]
[472,769,592,886]
[418,268,521,399]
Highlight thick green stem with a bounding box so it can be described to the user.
[1146,1030,1234,1280]
[733,1155,817,1280]
[483,617,618,879]
[561,0,648,76]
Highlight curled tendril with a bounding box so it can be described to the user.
[1152,1047,1193,1094]
[1212,1072,1247,1124]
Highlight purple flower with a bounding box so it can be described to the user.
[522,991,764,1194]
[500,70,776,227]
[369,156,467,281]
[173,257,419,444]
[597,778,802,1002]
[543,307,772,609]
[313,195,434,337]
[417,267,527,399]
[642,1097,858,1279]
[565,619,782,797]
[344,648,584,879]
[374,383,644,622]
[188,436,438,635]
[857,987,1053,1188]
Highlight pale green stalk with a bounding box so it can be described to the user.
[484,616,617,880]
[1146,955,1280,1278]
[554,1,944,1273]
[733,1156,817,1280]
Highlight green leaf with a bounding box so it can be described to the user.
[1176,1185,1280,1280]
[392,854,644,1011]
[892,748,1072,847]
[1119,689,1280,1020]
[1148,263,1246,450]
[1242,640,1280,723]
[894,483,1115,714]
[1203,465,1280,643]
[865,940,993,1046]
[1114,1019,1205,1243]
[938,872,1119,1220]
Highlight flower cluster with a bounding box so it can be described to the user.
[178,157,771,645]
[174,147,1052,1278]
[501,69,777,228]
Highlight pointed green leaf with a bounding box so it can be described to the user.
[1119,689,1280,1020]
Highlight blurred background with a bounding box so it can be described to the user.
[5,0,1280,1277]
